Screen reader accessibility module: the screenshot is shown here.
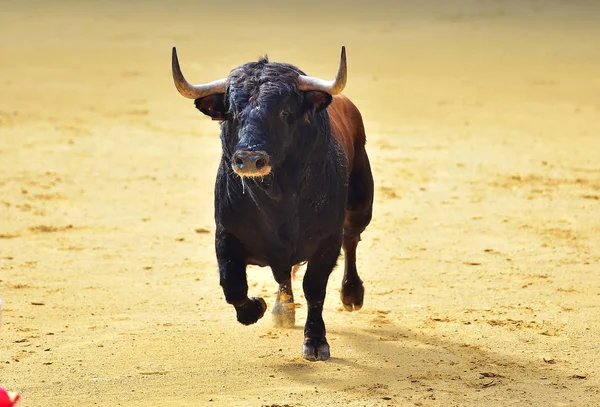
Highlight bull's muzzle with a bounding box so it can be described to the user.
[232,150,271,177]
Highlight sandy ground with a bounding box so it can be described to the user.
[1,1,599,406]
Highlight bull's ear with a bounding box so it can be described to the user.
[194,94,227,121]
[302,91,333,114]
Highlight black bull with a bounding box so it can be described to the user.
[172,47,374,361]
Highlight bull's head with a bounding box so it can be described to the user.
[171,47,347,178]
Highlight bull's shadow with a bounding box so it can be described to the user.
[272,319,596,406]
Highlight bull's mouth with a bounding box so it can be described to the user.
[232,150,272,177]
[232,164,272,178]
[233,165,281,201]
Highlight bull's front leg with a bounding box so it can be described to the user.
[302,237,342,361]
[216,229,266,325]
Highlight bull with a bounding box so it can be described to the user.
[172,46,374,361]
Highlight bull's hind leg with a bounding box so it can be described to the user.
[271,267,295,328]
[341,234,364,311]
[341,152,374,312]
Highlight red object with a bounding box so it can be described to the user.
[0,388,20,407]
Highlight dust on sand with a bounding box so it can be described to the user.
[1,1,599,406]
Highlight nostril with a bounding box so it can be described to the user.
[255,158,266,170]
[234,156,244,168]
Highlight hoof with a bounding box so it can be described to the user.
[272,303,295,328]
[302,338,330,361]
[341,280,364,312]
[236,297,267,325]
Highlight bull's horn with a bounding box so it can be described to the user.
[172,47,227,99]
[297,46,347,95]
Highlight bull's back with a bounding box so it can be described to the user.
[327,95,367,172]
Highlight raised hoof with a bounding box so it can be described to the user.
[235,297,267,325]
[302,338,330,361]
[341,280,364,312]
[272,303,296,328]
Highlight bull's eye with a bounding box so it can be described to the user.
[280,109,291,119]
